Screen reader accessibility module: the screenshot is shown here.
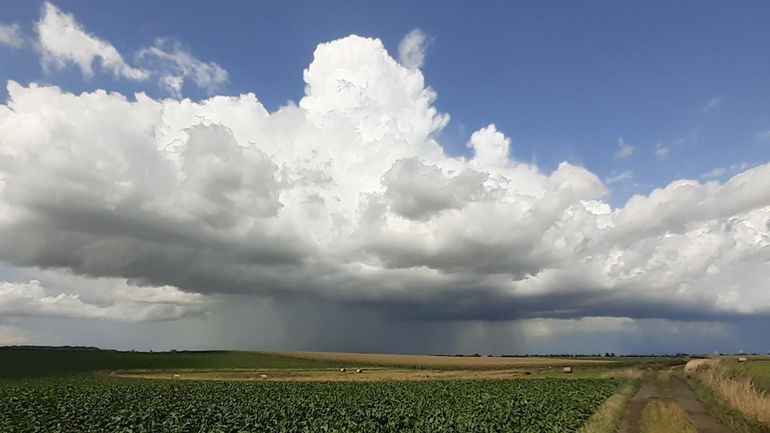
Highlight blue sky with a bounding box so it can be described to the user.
[1,1,770,353]
[3,1,769,205]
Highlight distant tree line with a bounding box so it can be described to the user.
[435,352,770,358]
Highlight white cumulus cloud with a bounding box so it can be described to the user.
[0,279,208,321]
[32,3,227,97]
[468,124,511,168]
[0,23,24,48]
[614,137,635,159]
[398,28,429,69]
[0,34,769,326]
[136,39,228,97]
[35,2,149,80]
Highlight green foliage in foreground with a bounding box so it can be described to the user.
[0,348,340,378]
[0,378,618,433]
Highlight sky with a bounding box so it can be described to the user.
[0,1,769,355]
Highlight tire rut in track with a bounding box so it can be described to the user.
[669,378,731,433]
[619,379,656,433]
[617,376,731,433]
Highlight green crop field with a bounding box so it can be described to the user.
[0,347,342,378]
[0,348,633,432]
[726,360,770,391]
[0,377,619,433]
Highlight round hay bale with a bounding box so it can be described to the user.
[340,368,346,372]
[356,368,364,373]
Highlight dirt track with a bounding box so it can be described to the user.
[619,380,656,433]
[669,381,730,433]
[619,377,730,433]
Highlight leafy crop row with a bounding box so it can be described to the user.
[0,378,618,432]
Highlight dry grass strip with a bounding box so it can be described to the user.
[685,359,770,426]
[577,382,638,433]
[640,399,697,433]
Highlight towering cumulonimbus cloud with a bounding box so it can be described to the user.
[0,34,769,324]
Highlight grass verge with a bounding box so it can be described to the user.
[640,399,696,433]
[684,359,770,430]
[723,360,770,392]
[684,374,769,433]
[577,382,639,433]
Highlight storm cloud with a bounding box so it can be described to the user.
[0,33,769,332]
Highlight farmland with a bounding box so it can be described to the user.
[0,377,619,433]
[723,359,770,391]
[272,351,613,369]
[0,347,341,378]
[0,347,699,432]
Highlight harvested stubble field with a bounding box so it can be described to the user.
[115,366,623,382]
[115,364,646,383]
[109,350,647,385]
[115,367,533,382]
[272,350,614,369]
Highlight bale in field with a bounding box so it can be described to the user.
[172,374,181,379]
[563,366,573,373]
[356,368,364,373]
[684,358,720,373]
[738,357,748,362]
[259,374,268,379]
[340,368,346,372]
